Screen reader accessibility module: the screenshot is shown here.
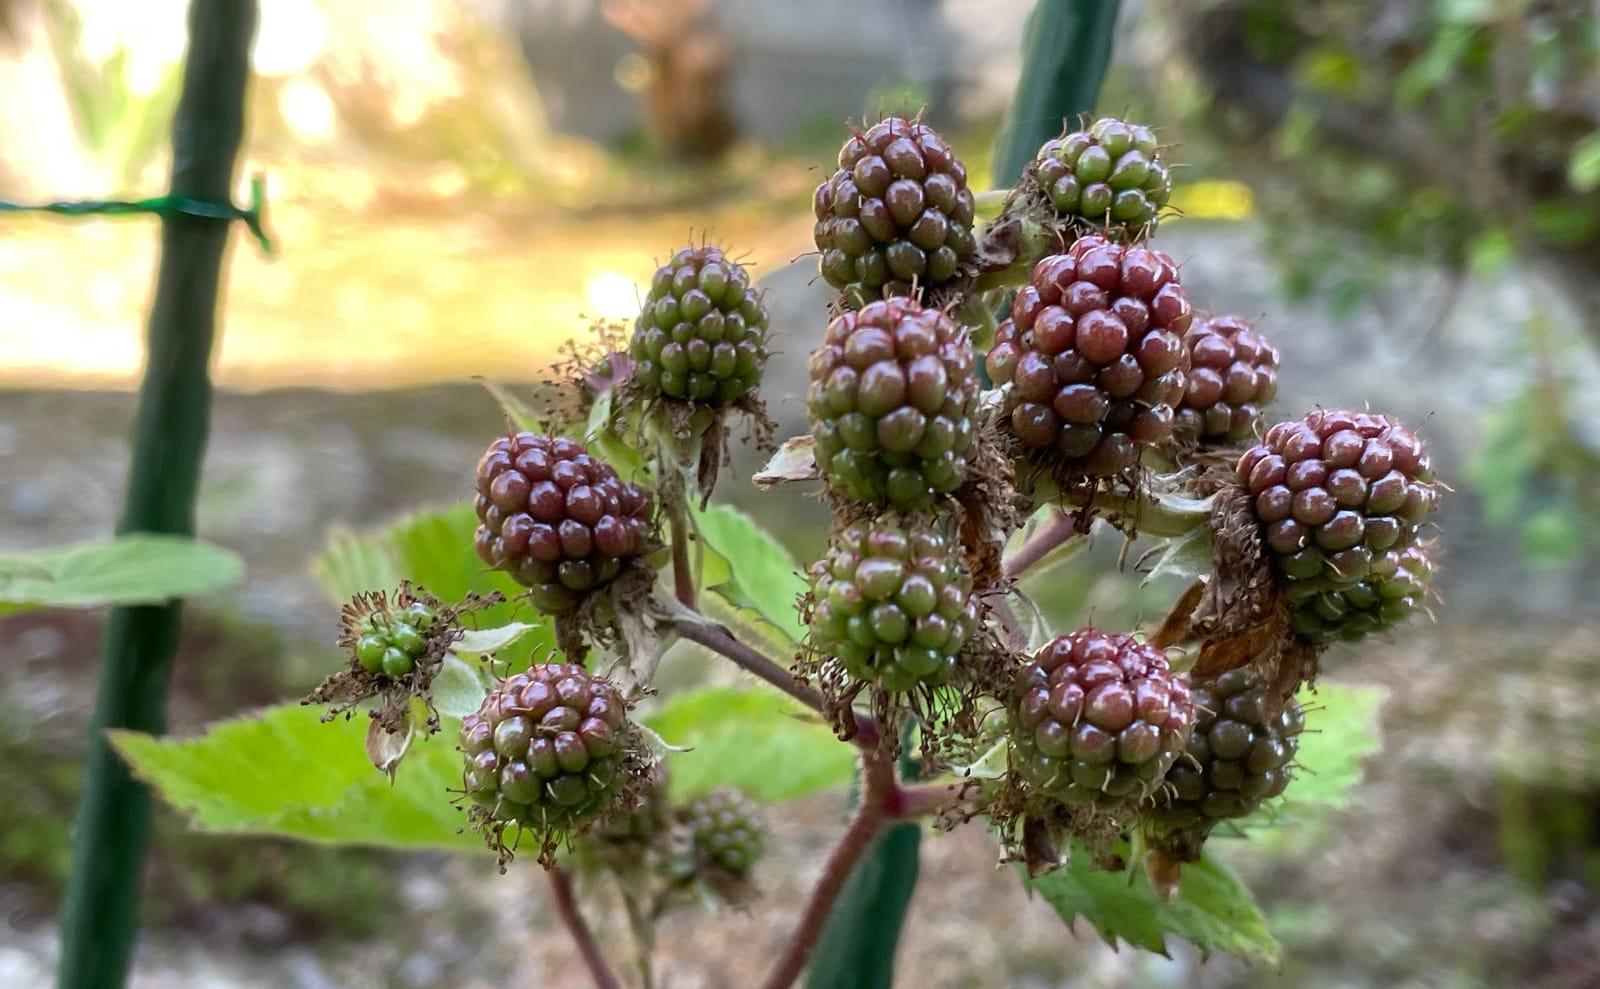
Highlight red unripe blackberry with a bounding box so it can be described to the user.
[807,297,980,510]
[813,116,977,307]
[987,236,1193,476]
[808,516,979,693]
[1151,667,1304,832]
[1174,315,1280,445]
[473,433,653,615]
[1030,116,1172,237]
[1237,410,1441,643]
[1010,629,1195,809]
[461,663,636,834]
[677,787,764,875]
[630,245,769,405]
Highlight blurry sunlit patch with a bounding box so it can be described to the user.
[584,272,645,322]
[278,79,338,143]
[1167,179,1255,222]
[614,53,652,94]
[77,0,188,97]
[253,0,328,77]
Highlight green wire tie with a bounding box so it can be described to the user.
[0,173,273,253]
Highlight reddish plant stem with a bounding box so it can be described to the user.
[547,868,622,989]
[1001,506,1081,578]
[670,614,882,751]
[666,496,696,609]
[759,756,896,989]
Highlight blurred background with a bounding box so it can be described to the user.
[2,0,1598,986]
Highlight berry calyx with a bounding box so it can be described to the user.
[807,297,980,511]
[1174,315,1280,446]
[630,244,769,405]
[461,662,645,859]
[807,516,979,693]
[473,433,653,615]
[987,236,1193,478]
[1010,629,1195,809]
[813,116,977,307]
[1029,116,1172,238]
[1237,410,1441,643]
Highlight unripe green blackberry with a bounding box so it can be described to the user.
[1237,410,1441,643]
[1174,315,1280,445]
[677,787,764,875]
[1029,116,1172,237]
[1286,542,1437,642]
[813,116,977,306]
[352,600,438,678]
[986,236,1192,477]
[807,297,980,510]
[473,433,653,615]
[629,245,769,404]
[461,662,634,834]
[1151,668,1304,833]
[1010,629,1195,809]
[808,516,979,694]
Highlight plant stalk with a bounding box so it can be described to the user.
[548,869,623,989]
[666,494,696,609]
[1001,506,1083,578]
[58,3,256,987]
[760,756,895,989]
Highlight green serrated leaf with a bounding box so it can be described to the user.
[1026,844,1278,963]
[1280,681,1382,811]
[452,623,544,656]
[475,377,542,431]
[0,534,243,614]
[689,504,807,642]
[111,703,483,852]
[805,823,922,989]
[644,686,855,803]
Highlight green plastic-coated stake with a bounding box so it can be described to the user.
[57,2,257,987]
[990,0,1121,188]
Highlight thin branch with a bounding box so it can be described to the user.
[759,757,896,989]
[668,612,882,751]
[1001,506,1081,578]
[547,868,623,989]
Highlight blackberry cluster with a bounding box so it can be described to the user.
[353,599,437,678]
[813,116,977,306]
[1151,668,1304,836]
[473,433,653,614]
[630,245,768,405]
[1238,410,1440,642]
[808,516,979,694]
[1174,315,1280,446]
[1011,629,1195,809]
[461,663,635,835]
[807,297,980,510]
[987,235,1193,476]
[1029,116,1172,237]
[676,788,764,876]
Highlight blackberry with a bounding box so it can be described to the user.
[629,244,769,405]
[1151,667,1304,835]
[1237,410,1441,643]
[813,116,977,307]
[350,599,437,678]
[473,433,653,615]
[1029,116,1172,237]
[808,516,978,694]
[1287,542,1437,642]
[677,787,764,875]
[460,663,637,837]
[807,297,980,510]
[986,236,1192,477]
[1010,629,1195,809]
[1174,315,1280,446]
